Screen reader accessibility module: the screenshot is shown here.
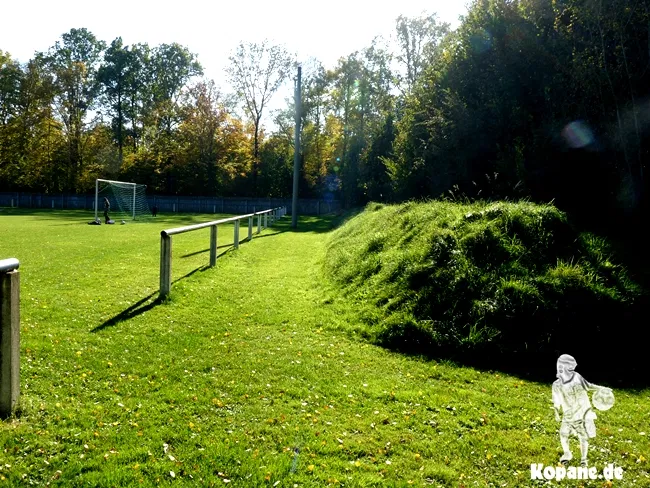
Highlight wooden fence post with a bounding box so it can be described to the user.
[1,259,20,418]
[257,214,261,234]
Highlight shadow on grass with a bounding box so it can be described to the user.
[91,256,231,332]
[273,211,360,234]
[180,231,289,257]
[181,243,232,258]
[2,209,242,226]
[91,291,163,333]
[375,297,650,390]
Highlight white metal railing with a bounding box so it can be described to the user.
[0,258,20,418]
[159,207,286,297]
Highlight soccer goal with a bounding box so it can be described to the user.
[94,179,150,221]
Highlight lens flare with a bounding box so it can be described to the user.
[470,29,492,54]
[561,120,594,148]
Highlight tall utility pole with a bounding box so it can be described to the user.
[291,65,301,229]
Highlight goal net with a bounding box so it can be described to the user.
[95,179,151,221]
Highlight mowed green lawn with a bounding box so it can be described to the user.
[0,209,648,487]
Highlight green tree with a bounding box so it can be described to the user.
[43,28,106,191]
[226,40,293,195]
[394,11,450,92]
[149,43,202,137]
[175,79,229,194]
[0,51,23,188]
[97,37,134,164]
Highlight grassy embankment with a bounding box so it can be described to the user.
[323,201,648,385]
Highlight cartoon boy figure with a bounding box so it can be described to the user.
[552,354,614,466]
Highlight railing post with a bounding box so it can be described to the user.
[210,225,217,267]
[257,214,261,234]
[264,213,268,229]
[0,258,20,418]
[248,216,253,241]
[234,220,240,249]
[160,234,172,297]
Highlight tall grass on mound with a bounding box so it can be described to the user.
[324,201,646,382]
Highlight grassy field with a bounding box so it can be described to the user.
[0,208,648,487]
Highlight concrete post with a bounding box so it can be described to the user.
[209,225,217,267]
[0,260,20,418]
[234,220,240,249]
[257,214,261,234]
[264,213,268,228]
[248,216,253,241]
[160,234,172,297]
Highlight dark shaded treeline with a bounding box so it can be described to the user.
[391,0,650,230]
[1,0,649,229]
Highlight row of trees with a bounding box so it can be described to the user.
[0,13,450,199]
[1,0,649,223]
[391,0,650,223]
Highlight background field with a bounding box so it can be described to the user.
[0,209,648,487]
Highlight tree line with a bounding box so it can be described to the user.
[1,0,649,225]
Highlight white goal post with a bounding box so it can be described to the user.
[94,179,149,221]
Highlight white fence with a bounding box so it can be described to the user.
[159,207,286,297]
[0,258,20,418]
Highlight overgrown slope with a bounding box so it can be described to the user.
[324,201,647,382]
